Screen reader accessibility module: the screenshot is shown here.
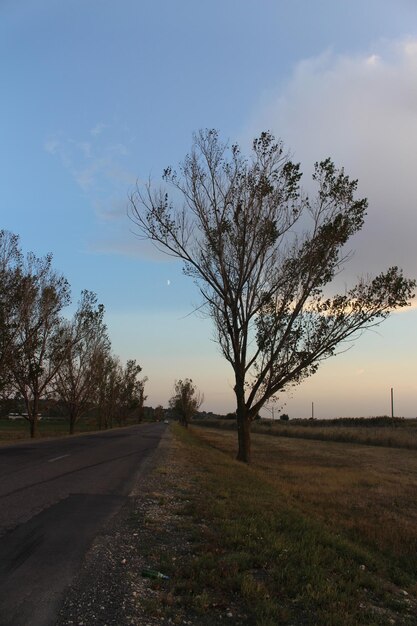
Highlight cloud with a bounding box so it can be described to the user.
[44,139,59,154]
[245,37,417,286]
[94,197,127,221]
[90,122,106,136]
[87,234,172,262]
[43,124,141,255]
[44,125,133,200]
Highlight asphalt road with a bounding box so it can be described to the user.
[0,422,167,626]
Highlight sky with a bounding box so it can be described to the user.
[1,0,417,418]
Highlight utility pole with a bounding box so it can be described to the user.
[311,401,314,420]
[391,387,394,419]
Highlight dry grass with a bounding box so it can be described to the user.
[255,420,417,450]
[139,424,417,625]
[194,430,417,572]
[194,426,417,577]
[196,417,417,449]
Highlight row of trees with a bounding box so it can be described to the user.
[0,230,147,437]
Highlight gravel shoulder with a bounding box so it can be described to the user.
[56,427,230,626]
[56,427,175,625]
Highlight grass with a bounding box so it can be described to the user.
[0,417,139,443]
[196,417,417,450]
[143,424,417,625]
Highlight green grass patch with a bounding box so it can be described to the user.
[167,424,417,625]
[0,416,151,443]
[0,417,101,443]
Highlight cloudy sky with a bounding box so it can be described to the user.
[1,0,416,417]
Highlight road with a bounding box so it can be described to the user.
[0,422,167,626]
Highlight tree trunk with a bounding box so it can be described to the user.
[235,376,251,462]
[27,395,40,439]
[236,410,251,463]
[137,403,144,423]
[69,404,77,434]
[30,417,38,439]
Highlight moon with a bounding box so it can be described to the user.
[167,279,171,286]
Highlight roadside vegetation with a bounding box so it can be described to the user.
[195,416,417,450]
[0,408,168,444]
[0,416,118,444]
[135,424,417,625]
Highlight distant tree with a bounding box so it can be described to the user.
[154,404,164,422]
[129,130,415,462]
[95,352,121,430]
[8,252,71,437]
[280,413,290,421]
[116,359,147,425]
[136,374,148,423]
[169,378,203,428]
[94,353,146,429]
[53,290,110,434]
[0,231,24,395]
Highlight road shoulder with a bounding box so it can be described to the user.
[56,427,176,625]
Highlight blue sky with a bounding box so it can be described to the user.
[1,0,417,417]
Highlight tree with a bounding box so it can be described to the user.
[53,290,110,434]
[0,230,23,395]
[169,378,203,428]
[135,372,148,423]
[129,130,415,462]
[95,352,121,430]
[115,359,147,425]
[154,404,164,422]
[9,252,71,437]
[94,352,146,429]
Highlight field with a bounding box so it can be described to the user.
[137,424,417,625]
[197,417,417,450]
[0,417,112,443]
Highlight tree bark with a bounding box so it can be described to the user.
[235,379,251,462]
[137,408,143,423]
[68,404,77,434]
[27,394,40,439]
[30,418,38,438]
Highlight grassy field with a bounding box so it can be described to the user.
[196,417,417,450]
[141,424,417,625]
[0,417,122,443]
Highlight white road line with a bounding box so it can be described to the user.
[48,454,70,463]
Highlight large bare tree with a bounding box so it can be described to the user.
[129,130,415,462]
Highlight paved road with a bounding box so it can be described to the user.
[0,423,166,626]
